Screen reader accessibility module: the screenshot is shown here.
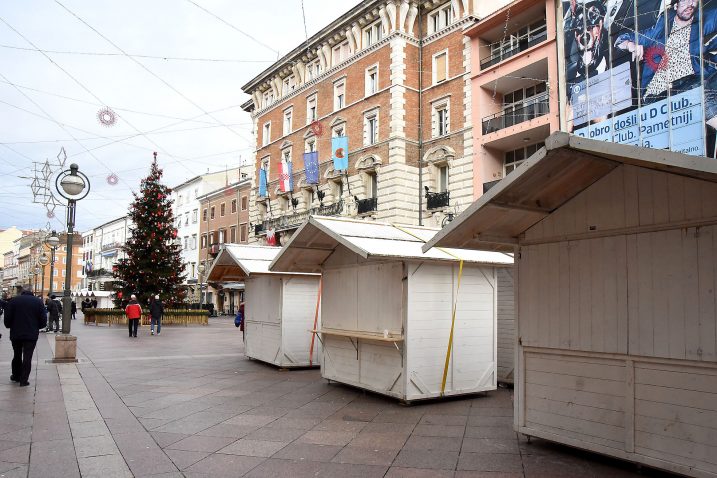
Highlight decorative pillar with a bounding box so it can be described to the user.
[406,3,419,35]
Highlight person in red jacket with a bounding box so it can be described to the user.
[124,294,142,338]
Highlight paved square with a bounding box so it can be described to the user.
[0,317,676,477]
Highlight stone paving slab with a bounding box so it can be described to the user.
[0,317,682,477]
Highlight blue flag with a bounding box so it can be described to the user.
[259,168,267,197]
[331,136,349,171]
[303,152,319,184]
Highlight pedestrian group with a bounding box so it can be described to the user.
[0,286,166,388]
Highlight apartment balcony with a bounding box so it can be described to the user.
[480,24,547,70]
[257,200,344,235]
[426,191,450,210]
[482,94,550,135]
[356,197,378,215]
[86,268,112,278]
[101,241,122,252]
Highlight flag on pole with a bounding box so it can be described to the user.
[303,152,319,184]
[331,136,349,171]
[258,168,267,197]
[279,159,293,192]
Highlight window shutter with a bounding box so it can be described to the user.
[435,54,447,82]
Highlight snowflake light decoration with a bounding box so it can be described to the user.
[97,107,117,127]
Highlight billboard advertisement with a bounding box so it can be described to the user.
[563,0,717,157]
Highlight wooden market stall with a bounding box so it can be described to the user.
[268,216,513,402]
[208,244,321,368]
[424,132,717,478]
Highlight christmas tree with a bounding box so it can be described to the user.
[113,153,186,307]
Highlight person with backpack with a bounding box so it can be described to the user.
[149,295,163,336]
[46,294,62,334]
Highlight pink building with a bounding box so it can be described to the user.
[466,0,560,196]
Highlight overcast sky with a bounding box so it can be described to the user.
[0,0,356,232]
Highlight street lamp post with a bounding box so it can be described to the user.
[38,252,49,298]
[198,263,206,310]
[55,164,90,337]
[45,231,60,299]
[33,266,41,296]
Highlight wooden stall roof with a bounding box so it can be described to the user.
[424,132,717,253]
[207,244,317,282]
[268,216,513,273]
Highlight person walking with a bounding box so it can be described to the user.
[149,295,163,336]
[124,294,142,338]
[71,300,77,320]
[46,294,62,334]
[91,298,97,309]
[4,285,47,386]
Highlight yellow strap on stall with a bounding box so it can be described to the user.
[390,224,465,396]
[440,258,463,395]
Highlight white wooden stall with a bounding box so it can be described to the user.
[425,132,717,478]
[208,245,321,368]
[269,216,513,402]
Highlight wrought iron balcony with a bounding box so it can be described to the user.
[480,25,547,69]
[482,94,550,135]
[356,197,378,215]
[257,200,344,234]
[426,191,450,210]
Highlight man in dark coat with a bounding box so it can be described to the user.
[46,295,61,333]
[149,295,164,336]
[4,285,47,386]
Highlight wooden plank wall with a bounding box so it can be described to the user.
[524,351,627,451]
[281,277,321,365]
[244,276,282,364]
[497,268,515,383]
[406,263,496,398]
[523,164,717,242]
[634,362,717,475]
[520,165,717,363]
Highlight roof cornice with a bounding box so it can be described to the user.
[240,0,388,93]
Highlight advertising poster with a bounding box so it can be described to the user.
[563,0,717,157]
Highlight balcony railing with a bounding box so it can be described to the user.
[426,191,450,210]
[86,268,111,278]
[480,26,547,69]
[482,94,550,135]
[258,200,344,234]
[356,197,378,215]
[101,241,122,252]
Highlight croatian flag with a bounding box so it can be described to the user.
[258,168,268,197]
[332,136,349,171]
[303,152,319,184]
[279,159,293,192]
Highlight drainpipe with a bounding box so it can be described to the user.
[418,2,424,226]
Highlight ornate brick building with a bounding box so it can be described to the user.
[242,0,489,244]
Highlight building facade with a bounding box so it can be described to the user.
[242,0,494,245]
[82,216,132,293]
[465,0,560,194]
[198,178,252,314]
[171,169,242,291]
